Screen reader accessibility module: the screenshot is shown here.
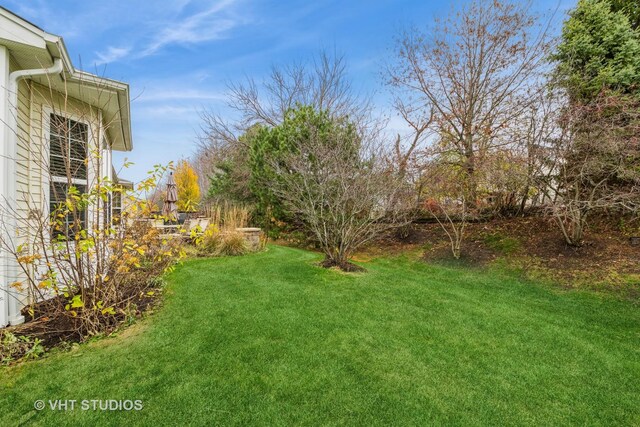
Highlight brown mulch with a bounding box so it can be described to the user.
[363,215,640,299]
[6,290,160,350]
[319,258,366,272]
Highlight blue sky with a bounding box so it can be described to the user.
[1,0,574,183]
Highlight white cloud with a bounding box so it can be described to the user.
[141,0,242,56]
[95,46,132,65]
[83,0,245,66]
[136,105,196,119]
[138,89,225,102]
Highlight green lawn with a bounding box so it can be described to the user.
[1,245,638,426]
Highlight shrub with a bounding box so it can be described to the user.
[196,227,248,257]
[201,202,250,230]
[196,225,223,256]
[196,202,258,257]
[217,232,249,256]
[0,331,45,365]
[1,164,185,346]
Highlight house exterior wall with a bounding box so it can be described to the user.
[2,69,115,326]
[12,60,40,245]
[0,7,131,328]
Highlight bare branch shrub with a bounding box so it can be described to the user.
[421,158,472,259]
[0,75,184,343]
[267,113,413,270]
[550,91,640,246]
[507,90,564,212]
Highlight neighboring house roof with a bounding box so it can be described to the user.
[112,166,135,189]
[0,6,133,151]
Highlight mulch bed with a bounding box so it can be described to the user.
[4,290,160,352]
[319,259,366,272]
[366,215,640,300]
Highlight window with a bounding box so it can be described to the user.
[112,191,123,223]
[49,113,88,238]
[49,114,88,180]
[50,182,87,237]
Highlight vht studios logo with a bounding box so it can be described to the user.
[34,399,143,411]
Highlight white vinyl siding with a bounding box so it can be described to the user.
[9,79,109,309]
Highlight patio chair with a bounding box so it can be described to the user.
[185,218,209,235]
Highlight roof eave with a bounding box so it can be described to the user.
[68,69,133,152]
[3,14,134,152]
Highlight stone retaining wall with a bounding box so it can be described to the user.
[235,228,263,251]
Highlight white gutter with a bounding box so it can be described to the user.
[3,58,63,326]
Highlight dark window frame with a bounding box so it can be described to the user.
[48,113,89,238]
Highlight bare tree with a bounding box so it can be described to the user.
[386,98,435,209]
[433,197,469,261]
[196,50,371,199]
[227,50,366,128]
[387,0,554,206]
